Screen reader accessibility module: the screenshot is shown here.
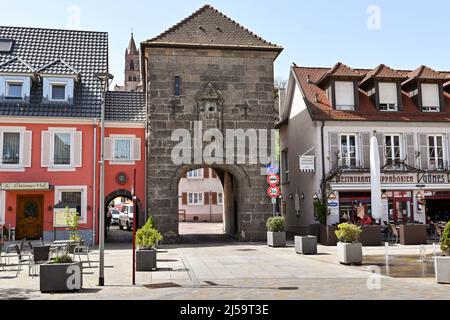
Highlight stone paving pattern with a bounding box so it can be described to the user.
[1,241,449,300]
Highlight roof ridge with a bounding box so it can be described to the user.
[145,4,280,48]
[0,25,108,34]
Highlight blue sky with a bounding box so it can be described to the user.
[1,0,449,87]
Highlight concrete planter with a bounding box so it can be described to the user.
[399,224,427,245]
[320,225,337,246]
[435,256,450,284]
[295,236,317,255]
[40,262,83,293]
[267,231,286,247]
[360,225,382,246]
[337,242,363,265]
[136,249,157,271]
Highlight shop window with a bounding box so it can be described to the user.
[188,192,203,205]
[55,186,87,223]
[384,134,402,169]
[428,135,445,170]
[340,134,358,168]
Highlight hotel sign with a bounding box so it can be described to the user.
[0,182,51,191]
[333,173,449,185]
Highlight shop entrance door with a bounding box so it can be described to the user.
[387,191,413,223]
[16,195,44,240]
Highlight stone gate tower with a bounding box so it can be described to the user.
[141,5,283,242]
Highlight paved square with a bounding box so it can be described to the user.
[1,240,449,300]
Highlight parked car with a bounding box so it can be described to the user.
[119,204,134,231]
[108,208,120,225]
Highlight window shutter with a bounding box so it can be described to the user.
[212,192,218,205]
[74,131,82,167]
[203,168,209,179]
[379,82,398,105]
[41,131,51,167]
[328,132,339,170]
[132,138,141,161]
[23,131,32,167]
[405,133,416,168]
[361,132,371,169]
[419,133,428,170]
[375,133,384,167]
[182,193,187,205]
[212,169,217,178]
[204,192,210,205]
[335,81,354,107]
[104,137,112,160]
[421,83,440,107]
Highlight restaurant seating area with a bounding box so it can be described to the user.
[0,237,92,278]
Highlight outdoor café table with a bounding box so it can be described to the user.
[399,224,427,245]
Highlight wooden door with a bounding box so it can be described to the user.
[16,196,44,240]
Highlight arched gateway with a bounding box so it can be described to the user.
[142,5,283,243]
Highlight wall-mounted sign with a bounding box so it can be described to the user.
[0,182,51,191]
[53,208,77,228]
[299,156,315,173]
[332,173,449,185]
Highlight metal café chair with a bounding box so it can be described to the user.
[0,243,4,270]
[388,224,400,244]
[73,238,92,267]
[29,246,51,277]
[14,245,32,277]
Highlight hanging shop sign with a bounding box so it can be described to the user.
[0,182,51,191]
[299,156,315,173]
[332,173,449,185]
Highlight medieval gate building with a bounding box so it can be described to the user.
[142,5,283,242]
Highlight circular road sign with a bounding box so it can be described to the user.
[267,186,281,198]
[267,174,280,186]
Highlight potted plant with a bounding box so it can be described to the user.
[40,254,83,293]
[135,218,163,271]
[435,222,450,284]
[266,216,286,247]
[335,223,363,265]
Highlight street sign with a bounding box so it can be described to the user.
[266,174,280,186]
[267,186,281,198]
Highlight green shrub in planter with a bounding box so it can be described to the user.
[52,254,74,264]
[335,223,362,243]
[136,218,163,250]
[266,216,285,232]
[441,222,450,255]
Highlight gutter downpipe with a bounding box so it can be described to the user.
[144,54,149,224]
[92,120,98,245]
[320,121,327,204]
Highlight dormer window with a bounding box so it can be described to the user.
[51,84,67,101]
[335,81,355,110]
[378,82,398,111]
[5,81,23,100]
[42,77,74,103]
[421,83,440,112]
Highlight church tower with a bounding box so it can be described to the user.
[123,33,141,92]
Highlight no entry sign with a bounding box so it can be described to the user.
[267,186,281,198]
[266,174,280,186]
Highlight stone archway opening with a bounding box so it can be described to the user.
[104,189,143,244]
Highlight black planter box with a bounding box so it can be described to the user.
[360,225,382,246]
[136,249,157,271]
[319,225,337,246]
[40,262,83,293]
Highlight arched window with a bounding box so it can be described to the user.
[130,60,135,70]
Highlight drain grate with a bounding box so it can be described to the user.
[143,282,182,289]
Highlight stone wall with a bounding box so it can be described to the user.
[145,47,279,242]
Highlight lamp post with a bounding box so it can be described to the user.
[95,72,114,286]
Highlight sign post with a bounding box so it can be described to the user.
[132,168,137,286]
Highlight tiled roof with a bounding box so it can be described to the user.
[359,64,407,87]
[105,91,146,122]
[37,59,79,76]
[0,56,34,73]
[144,5,282,51]
[402,65,448,86]
[0,26,108,118]
[280,64,450,124]
[316,62,364,87]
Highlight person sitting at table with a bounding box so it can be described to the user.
[360,214,373,225]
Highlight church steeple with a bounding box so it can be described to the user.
[127,33,139,55]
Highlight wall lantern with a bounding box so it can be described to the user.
[7,206,12,212]
[87,205,92,211]
[47,205,53,211]
[313,193,319,202]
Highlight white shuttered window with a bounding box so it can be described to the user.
[106,135,141,164]
[335,81,355,110]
